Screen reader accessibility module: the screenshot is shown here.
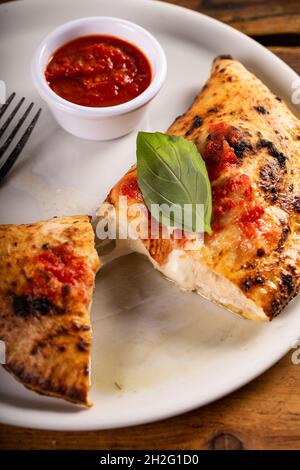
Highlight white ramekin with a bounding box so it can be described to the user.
[31,17,167,140]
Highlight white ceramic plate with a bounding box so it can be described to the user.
[0,0,299,431]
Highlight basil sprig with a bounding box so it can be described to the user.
[136,132,212,234]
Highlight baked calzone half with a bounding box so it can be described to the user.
[0,215,99,406]
[100,56,300,322]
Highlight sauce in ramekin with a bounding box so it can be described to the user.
[45,35,152,107]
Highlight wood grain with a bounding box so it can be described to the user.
[269,46,300,74]
[164,0,300,36]
[1,0,300,451]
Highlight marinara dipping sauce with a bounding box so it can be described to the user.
[45,35,152,107]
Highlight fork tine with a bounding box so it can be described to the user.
[0,108,41,184]
[0,97,25,139]
[0,102,34,161]
[0,92,16,119]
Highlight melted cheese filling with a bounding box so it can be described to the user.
[96,208,268,322]
[159,249,268,322]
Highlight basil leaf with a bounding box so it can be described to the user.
[136,132,212,234]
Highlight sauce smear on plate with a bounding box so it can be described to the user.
[45,35,152,107]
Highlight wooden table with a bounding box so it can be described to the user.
[1,0,300,450]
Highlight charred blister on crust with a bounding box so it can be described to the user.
[257,248,265,257]
[254,276,266,285]
[257,139,287,169]
[71,321,90,332]
[76,339,89,352]
[241,275,266,292]
[230,140,253,159]
[229,133,253,160]
[12,295,65,318]
[254,105,268,115]
[206,124,253,161]
[281,273,294,296]
[33,298,61,315]
[185,115,203,136]
[242,279,251,292]
[276,225,290,252]
[259,163,281,202]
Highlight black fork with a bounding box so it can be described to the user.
[0,92,41,183]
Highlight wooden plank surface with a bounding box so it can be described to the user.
[165,0,300,36]
[270,47,300,74]
[1,0,300,451]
